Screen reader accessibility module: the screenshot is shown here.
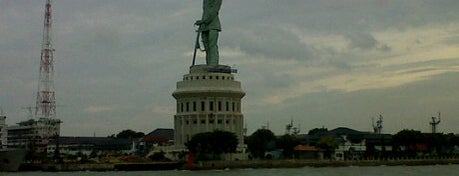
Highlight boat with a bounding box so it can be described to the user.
[0,148,27,171]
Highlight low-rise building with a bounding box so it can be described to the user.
[7,118,61,152]
[0,115,7,148]
[297,127,393,160]
[294,145,322,160]
[47,137,136,157]
[138,128,174,155]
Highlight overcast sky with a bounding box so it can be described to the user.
[1,0,459,137]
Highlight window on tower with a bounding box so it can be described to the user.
[209,101,214,111]
[201,101,205,111]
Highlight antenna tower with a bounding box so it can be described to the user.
[372,114,383,134]
[430,112,441,133]
[285,119,293,134]
[35,0,56,119]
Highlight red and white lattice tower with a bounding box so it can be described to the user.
[35,0,56,119]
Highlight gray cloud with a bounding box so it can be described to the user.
[224,26,316,61]
[344,31,391,52]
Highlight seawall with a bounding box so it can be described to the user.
[18,158,459,171]
[188,158,459,170]
[20,162,184,172]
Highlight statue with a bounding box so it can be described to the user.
[194,0,222,66]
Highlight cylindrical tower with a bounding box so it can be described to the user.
[172,65,245,149]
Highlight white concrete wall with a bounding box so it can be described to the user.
[173,66,245,148]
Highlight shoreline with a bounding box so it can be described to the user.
[19,159,459,172]
[188,158,459,170]
[17,158,459,172]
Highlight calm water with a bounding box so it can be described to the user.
[3,165,459,176]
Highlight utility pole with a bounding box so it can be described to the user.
[35,0,56,119]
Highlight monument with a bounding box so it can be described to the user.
[172,0,247,156]
[194,0,222,65]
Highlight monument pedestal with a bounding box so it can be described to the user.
[172,64,246,152]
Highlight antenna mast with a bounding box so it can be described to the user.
[372,114,383,134]
[35,0,56,118]
[430,112,441,133]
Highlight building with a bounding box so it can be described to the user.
[294,145,322,160]
[172,65,246,152]
[7,118,61,152]
[0,115,7,148]
[297,127,392,160]
[47,137,136,157]
[138,128,174,155]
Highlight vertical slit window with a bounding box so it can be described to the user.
[209,101,214,111]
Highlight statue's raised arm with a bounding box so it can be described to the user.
[195,0,222,66]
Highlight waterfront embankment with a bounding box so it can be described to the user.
[189,158,459,170]
[18,158,459,171]
[20,162,184,172]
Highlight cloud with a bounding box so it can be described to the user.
[84,106,114,113]
[224,26,316,61]
[250,23,459,106]
[344,31,391,52]
[152,105,174,115]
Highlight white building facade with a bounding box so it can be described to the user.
[172,65,246,151]
[0,115,7,148]
[7,118,61,152]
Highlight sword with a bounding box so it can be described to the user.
[192,30,201,66]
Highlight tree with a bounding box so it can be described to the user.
[185,130,238,161]
[393,129,425,156]
[425,133,446,155]
[90,150,99,159]
[246,129,276,159]
[308,127,328,135]
[212,130,239,154]
[115,129,145,139]
[276,134,299,159]
[316,135,338,159]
